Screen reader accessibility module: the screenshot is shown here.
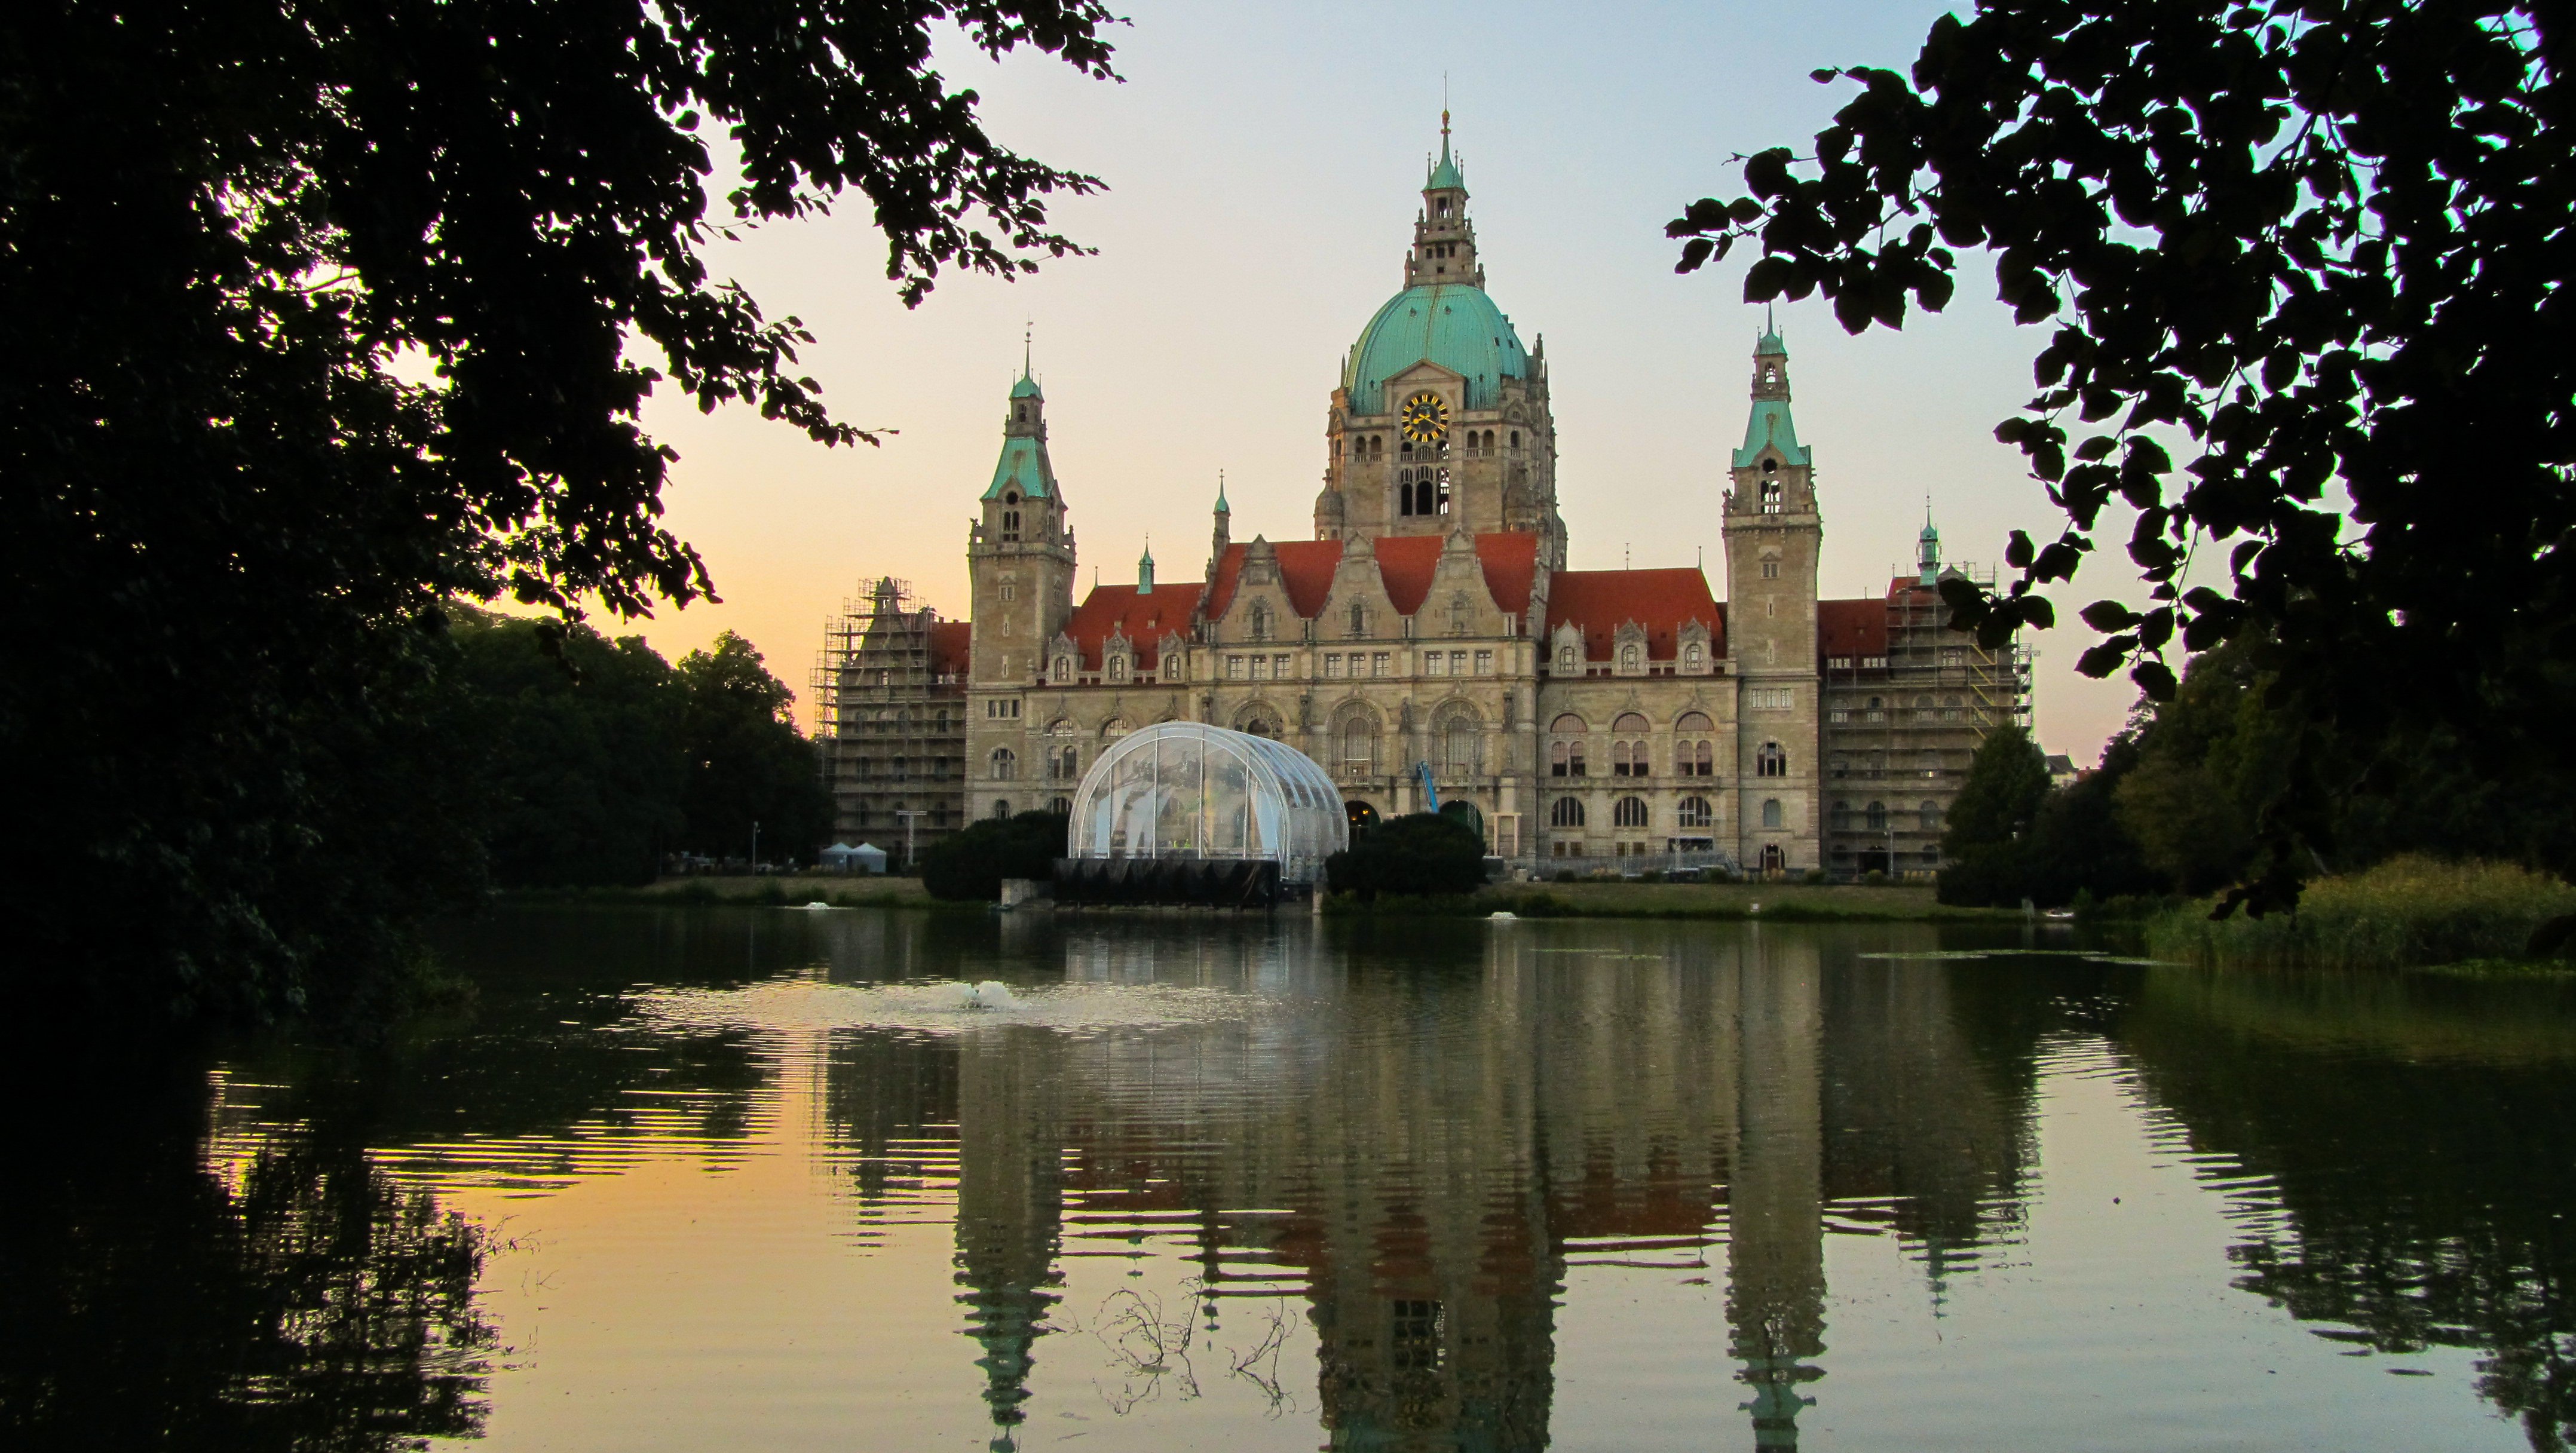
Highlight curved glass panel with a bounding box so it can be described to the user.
[1065,722,1349,883]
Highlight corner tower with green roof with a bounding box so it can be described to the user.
[1315,115,1563,566]
[1722,321,1824,872]
[967,360,1074,717]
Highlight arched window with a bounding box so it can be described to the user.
[1920,800,1942,832]
[1684,644,1703,670]
[1676,712,1713,732]
[1830,754,1849,778]
[1759,480,1782,514]
[1100,718,1129,740]
[1050,654,1072,683]
[1613,712,1649,734]
[1762,798,1784,829]
[1048,796,1072,817]
[989,748,1016,781]
[1610,740,1631,776]
[1866,801,1888,832]
[1619,644,1640,670]
[1340,717,1376,772]
[1549,715,1587,777]
[1509,430,1520,449]
[1551,797,1586,828]
[1248,602,1271,642]
[1557,645,1578,674]
[1003,508,1021,538]
[1760,842,1785,871]
[1613,796,1649,829]
[1349,600,1367,637]
[1831,801,1853,832]
[1757,742,1788,778]
[993,799,1013,819]
[1694,740,1714,776]
[1107,653,1128,682]
[1677,796,1713,829]
[1443,718,1480,776]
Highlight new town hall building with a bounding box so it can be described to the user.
[821,126,2028,877]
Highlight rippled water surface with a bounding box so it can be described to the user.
[11,906,2576,1452]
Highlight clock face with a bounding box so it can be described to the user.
[1399,391,1451,446]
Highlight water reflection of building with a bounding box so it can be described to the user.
[823,922,2024,1451]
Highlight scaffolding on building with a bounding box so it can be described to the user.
[811,577,969,869]
[1820,562,2033,881]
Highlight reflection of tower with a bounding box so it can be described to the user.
[1729,933,1827,1449]
[953,1028,1068,1451]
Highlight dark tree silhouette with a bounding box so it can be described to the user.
[1670,1,2572,908]
[1,0,1119,1017]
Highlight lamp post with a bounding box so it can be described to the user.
[750,819,760,872]
[896,810,922,873]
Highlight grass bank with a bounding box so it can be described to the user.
[1331,880,2016,923]
[2146,856,2576,971]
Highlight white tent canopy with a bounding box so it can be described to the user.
[820,842,889,872]
[1065,721,1347,886]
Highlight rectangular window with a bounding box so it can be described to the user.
[1829,709,1850,724]
[1251,655,1269,680]
[1326,653,1345,678]
[1373,652,1390,677]
[1227,655,1245,680]
[1450,651,1468,674]
[1864,655,1888,669]
[1426,652,1448,677]
[1750,687,1794,712]
[1474,649,1494,675]
[1274,653,1291,678]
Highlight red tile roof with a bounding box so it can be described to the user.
[1817,597,1887,662]
[930,620,973,679]
[1194,532,1541,624]
[1373,532,1540,616]
[1543,568,1723,662]
[1061,584,1203,670]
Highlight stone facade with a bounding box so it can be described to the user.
[926,123,2025,877]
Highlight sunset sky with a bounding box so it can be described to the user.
[625,0,2160,765]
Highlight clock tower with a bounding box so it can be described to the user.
[1315,117,1563,565]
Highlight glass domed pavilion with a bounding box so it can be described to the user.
[1059,722,1347,900]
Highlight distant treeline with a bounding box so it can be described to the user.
[1941,639,2576,909]
[440,609,831,887]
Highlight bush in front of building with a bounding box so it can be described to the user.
[920,810,1070,902]
[1328,813,1487,900]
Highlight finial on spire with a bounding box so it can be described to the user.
[1215,469,1229,512]
[1022,320,1033,379]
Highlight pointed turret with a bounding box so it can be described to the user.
[1918,507,1941,587]
[1137,539,1155,594]
[1406,111,1482,289]
[1209,474,1232,580]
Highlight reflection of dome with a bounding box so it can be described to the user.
[1344,283,1529,413]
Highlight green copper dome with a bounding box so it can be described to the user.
[1343,283,1529,414]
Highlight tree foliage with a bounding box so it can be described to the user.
[2,0,1117,1017]
[448,613,830,886]
[1942,724,2053,860]
[920,810,1069,902]
[675,632,834,862]
[1671,0,2572,907]
[1328,813,1488,900]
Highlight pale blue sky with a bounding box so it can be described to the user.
[636,0,2150,762]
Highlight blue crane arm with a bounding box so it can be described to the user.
[1414,761,1439,812]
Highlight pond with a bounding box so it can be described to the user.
[9,906,2576,1452]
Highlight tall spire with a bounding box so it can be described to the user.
[1410,112,1477,287]
[1138,535,1155,594]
